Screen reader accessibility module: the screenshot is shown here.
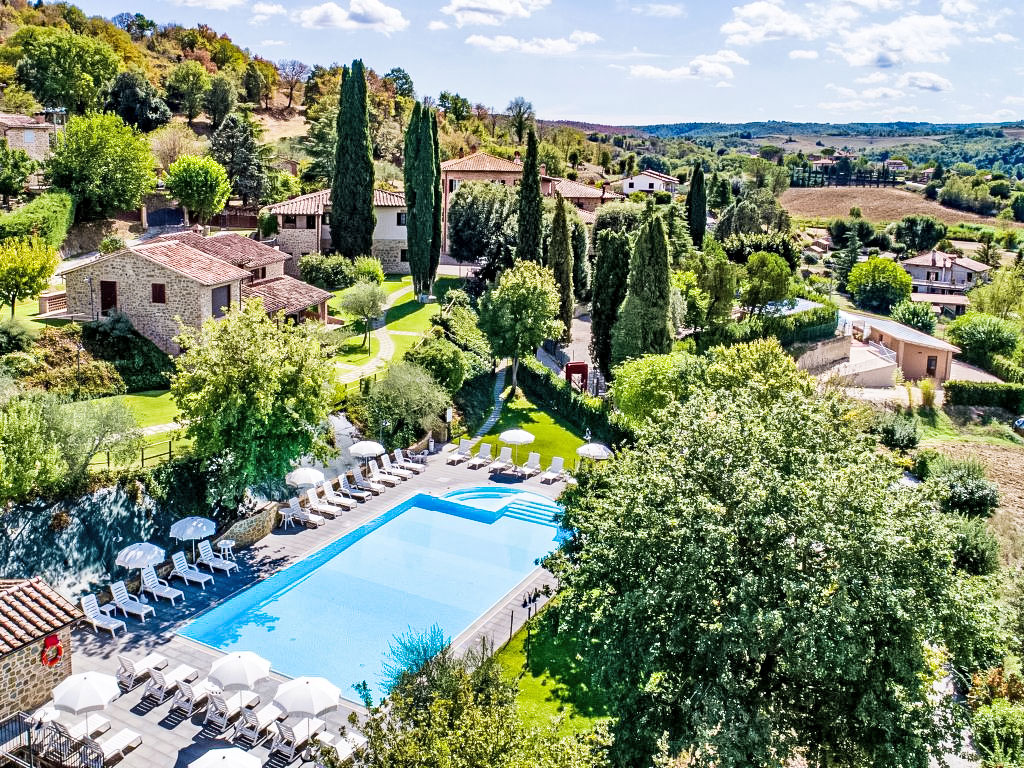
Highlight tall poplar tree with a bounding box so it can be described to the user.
[403,102,440,296]
[516,128,542,262]
[429,111,442,284]
[331,60,375,258]
[611,215,673,366]
[590,230,631,378]
[548,193,574,344]
[686,161,707,246]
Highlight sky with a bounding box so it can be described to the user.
[69,0,1024,125]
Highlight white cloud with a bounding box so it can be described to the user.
[441,0,550,27]
[993,32,1017,42]
[856,71,889,83]
[830,14,959,67]
[172,0,245,8]
[897,71,954,91]
[721,1,814,46]
[251,2,286,23]
[861,85,903,99]
[788,49,818,59]
[296,0,409,33]
[633,3,686,17]
[428,19,449,30]
[260,39,286,45]
[630,49,749,80]
[940,0,977,14]
[465,29,601,55]
[1004,95,1024,106]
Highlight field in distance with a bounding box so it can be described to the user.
[760,133,945,154]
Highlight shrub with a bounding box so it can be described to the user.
[80,312,173,392]
[440,287,470,308]
[875,409,920,452]
[947,313,1020,367]
[653,190,672,205]
[98,235,125,254]
[695,301,839,352]
[944,380,1024,412]
[971,667,1024,711]
[918,376,936,410]
[431,305,492,364]
[298,252,355,291]
[404,337,467,395]
[351,255,384,285]
[890,300,936,334]
[912,448,941,480]
[847,257,912,313]
[351,362,451,449]
[952,516,1001,575]
[930,456,1000,517]
[17,325,126,399]
[923,182,939,201]
[890,214,946,253]
[258,213,279,238]
[992,354,1024,384]
[722,232,800,271]
[0,192,75,250]
[972,698,1024,767]
[0,318,38,354]
[0,350,41,376]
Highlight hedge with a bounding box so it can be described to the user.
[943,380,1024,413]
[696,301,839,352]
[992,354,1024,385]
[0,192,75,250]
[518,356,634,447]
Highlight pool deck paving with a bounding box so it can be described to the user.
[68,451,563,767]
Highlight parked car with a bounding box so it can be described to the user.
[1014,416,1024,438]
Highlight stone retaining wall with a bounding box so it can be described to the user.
[0,627,73,719]
[793,334,851,373]
[214,501,280,549]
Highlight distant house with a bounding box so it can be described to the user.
[811,158,835,171]
[541,174,624,213]
[62,233,331,353]
[440,151,525,251]
[263,188,409,272]
[620,169,679,195]
[0,113,58,163]
[901,251,991,296]
[842,310,960,382]
[919,168,936,182]
[884,159,909,173]
[910,292,970,317]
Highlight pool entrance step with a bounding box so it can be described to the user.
[503,501,559,526]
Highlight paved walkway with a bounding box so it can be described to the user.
[472,365,508,441]
[334,285,412,384]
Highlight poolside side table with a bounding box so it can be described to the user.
[218,539,236,561]
[98,602,118,617]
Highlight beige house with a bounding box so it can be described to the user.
[264,188,409,272]
[542,175,624,212]
[62,233,331,353]
[843,311,960,382]
[902,251,991,296]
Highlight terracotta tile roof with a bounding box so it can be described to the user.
[0,578,81,656]
[575,208,596,225]
[263,188,405,216]
[153,232,286,269]
[132,241,251,285]
[553,177,623,200]
[902,251,991,273]
[243,276,333,315]
[440,152,523,174]
[0,114,42,129]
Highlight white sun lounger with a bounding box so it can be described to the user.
[305,488,341,518]
[380,454,413,480]
[368,461,399,487]
[540,456,566,484]
[486,446,513,473]
[170,677,218,717]
[446,438,472,465]
[235,703,283,746]
[204,690,259,731]
[319,482,356,510]
[340,476,372,501]
[116,652,167,690]
[393,449,425,472]
[466,442,492,469]
[143,664,197,703]
[270,718,325,761]
[284,497,325,528]
[520,452,542,477]
[170,552,214,588]
[140,566,183,605]
[198,540,238,575]
[314,732,367,768]
[110,581,155,623]
[82,728,141,764]
[80,595,126,637]
[352,471,385,495]
[51,717,110,747]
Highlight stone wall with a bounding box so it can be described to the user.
[275,227,319,258]
[793,334,851,373]
[215,501,280,549]
[372,239,410,275]
[0,627,73,719]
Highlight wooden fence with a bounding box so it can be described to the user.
[790,168,903,188]
[88,437,178,472]
[209,211,260,229]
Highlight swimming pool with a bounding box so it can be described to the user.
[179,487,561,702]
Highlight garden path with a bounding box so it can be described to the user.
[334,284,413,383]
[472,364,508,441]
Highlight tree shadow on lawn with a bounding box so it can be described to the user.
[385,295,431,327]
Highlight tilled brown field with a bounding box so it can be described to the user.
[781,187,1023,227]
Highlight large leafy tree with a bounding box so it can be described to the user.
[551,361,991,767]
[0,138,35,210]
[892,214,947,253]
[383,66,415,99]
[506,96,534,144]
[105,71,171,132]
[516,128,543,262]
[204,74,237,130]
[847,256,913,313]
[479,261,563,394]
[0,237,58,318]
[164,155,231,225]
[277,59,310,109]
[590,229,631,378]
[446,181,518,282]
[300,104,337,185]
[548,193,574,344]
[403,102,440,294]
[171,299,333,510]
[165,61,211,125]
[46,113,156,222]
[14,27,120,113]
[741,251,791,313]
[331,60,376,258]
[211,113,269,207]
[685,161,707,245]
[611,214,673,365]
[969,266,1024,319]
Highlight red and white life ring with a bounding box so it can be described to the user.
[40,634,63,667]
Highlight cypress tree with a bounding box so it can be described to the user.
[589,229,631,378]
[331,59,375,258]
[403,103,440,296]
[427,108,442,289]
[610,215,672,367]
[548,193,574,344]
[686,161,707,246]
[516,128,542,262]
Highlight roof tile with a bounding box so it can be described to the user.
[152,232,287,269]
[243,276,333,315]
[440,152,523,173]
[264,188,405,216]
[0,578,81,656]
[132,241,252,285]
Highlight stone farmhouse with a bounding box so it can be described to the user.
[541,175,623,224]
[62,232,332,353]
[619,169,679,195]
[901,251,991,302]
[0,113,58,163]
[264,188,409,271]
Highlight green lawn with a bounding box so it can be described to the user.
[116,390,179,428]
[333,333,380,365]
[919,406,1023,447]
[389,333,423,363]
[12,298,69,330]
[480,390,585,468]
[385,292,440,334]
[384,274,412,294]
[495,603,609,736]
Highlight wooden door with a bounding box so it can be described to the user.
[99,280,117,314]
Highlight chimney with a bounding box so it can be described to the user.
[458,147,465,158]
[514,151,522,164]
[540,163,547,177]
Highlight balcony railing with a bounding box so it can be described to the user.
[868,340,897,364]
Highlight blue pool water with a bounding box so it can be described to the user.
[180,487,561,702]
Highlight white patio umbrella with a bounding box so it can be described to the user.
[576,443,613,461]
[273,676,341,718]
[499,429,535,465]
[285,467,326,489]
[208,651,272,692]
[170,516,216,559]
[349,440,385,470]
[189,747,262,768]
[115,542,164,570]
[52,672,119,733]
